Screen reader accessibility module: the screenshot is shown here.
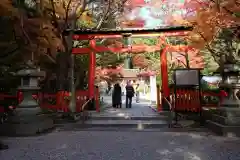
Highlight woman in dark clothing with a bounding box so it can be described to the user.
[112,83,122,108]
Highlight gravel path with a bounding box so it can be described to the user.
[1,130,240,160]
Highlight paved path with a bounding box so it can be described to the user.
[101,95,151,105]
[95,95,157,118]
[93,105,158,118]
[1,130,240,160]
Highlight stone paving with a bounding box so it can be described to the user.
[1,130,240,160]
[93,103,158,118]
[96,95,158,118]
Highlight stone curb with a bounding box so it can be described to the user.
[90,116,167,120]
[59,126,210,132]
[67,122,168,129]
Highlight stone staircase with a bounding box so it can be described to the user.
[84,114,169,130]
[206,107,240,137]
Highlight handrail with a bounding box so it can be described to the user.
[81,99,91,111]
[81,99,92,123]
[163,96,174,128]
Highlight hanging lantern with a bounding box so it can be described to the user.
[122,33,133,69]
[124,55,134,69]
[122,34,132,48]
[122,34,133,69]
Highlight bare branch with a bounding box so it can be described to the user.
[20,13,32,45]
[176,58,188,68]
[94,0,111,29]
[65,0,73,25]
[49,0,61,33]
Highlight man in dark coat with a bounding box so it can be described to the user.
[125,81,135,108]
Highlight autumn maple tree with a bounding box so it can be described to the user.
[0,0,127,88]
[177,0,240,73]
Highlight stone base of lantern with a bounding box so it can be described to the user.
[206,107,240,137]
[0,110,54,136]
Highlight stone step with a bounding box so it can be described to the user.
[206,120,240,137]
[56,125,209,133]
[89,116,167,120]
[79,120,168,129]
[215,107,240,117]
[55,120,207,132]
[202,107,218,118]
[211,114,240,126]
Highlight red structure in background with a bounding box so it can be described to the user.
[68,27,193,112]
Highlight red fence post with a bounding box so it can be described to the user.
[56,91,65,111]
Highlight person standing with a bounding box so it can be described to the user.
[125,81,135,108]
[112,83,122,108]
[135,83,140,103]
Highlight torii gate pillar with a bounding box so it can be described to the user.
[160,47,170,111]
[88,40,96,99]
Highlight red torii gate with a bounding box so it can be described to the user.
[64,27,193,112]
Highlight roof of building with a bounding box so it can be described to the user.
[120,69,139,78]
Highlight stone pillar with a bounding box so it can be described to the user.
[0,69,54,136]
[149,75,157,104]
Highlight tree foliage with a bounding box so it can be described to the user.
[1,0,239,85]
[0,0,128,85]
[178,0,240,72]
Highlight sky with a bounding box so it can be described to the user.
[125,0,188,28]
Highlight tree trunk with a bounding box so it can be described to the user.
[56,52,69,91]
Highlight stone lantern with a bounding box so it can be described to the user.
[206,63,240,136]
[209,63,240,129]
[122,34,133,69]
[1,68,54,136]
[220,63,240,108]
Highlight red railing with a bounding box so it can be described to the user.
[0,88,100,113]
[173,88,201,112]
[166,88,227,112]
[0,94,17,99]
[39,90,98,112]
[40,91,69,112]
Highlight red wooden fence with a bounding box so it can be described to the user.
[168,88,226,112]
[0,87,225,113]
[0,89,100,113]
[173,88,201,112]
